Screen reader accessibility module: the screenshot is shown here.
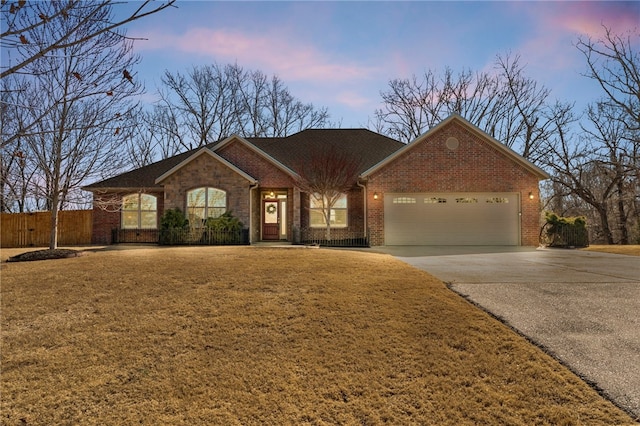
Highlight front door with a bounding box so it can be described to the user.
[262,199,280,240]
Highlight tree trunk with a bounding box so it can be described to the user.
[49,193,59,249]
[616,179,629,244]
[597,205,614,244]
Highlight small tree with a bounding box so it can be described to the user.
[295,144,361,242]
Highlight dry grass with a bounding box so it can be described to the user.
[1,246,635,425]
[582,245,640,256]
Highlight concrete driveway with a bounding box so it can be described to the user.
[375,246,640,420]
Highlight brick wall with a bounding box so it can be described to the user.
[367,120,543,246]
[161,152,253,227]
[218,140,298,241]
[217,140,295,188]
[91,190,164,244]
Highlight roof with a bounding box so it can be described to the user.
[82,148,201,191]
[247,129,405,174]
[361,114,550,180]
[83,129,405,191]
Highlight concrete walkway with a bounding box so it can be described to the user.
[370,246,640,420]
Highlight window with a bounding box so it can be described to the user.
[187,187,226,226]
[310,193,347,228]
[456,197,478,204]
[486,197,509,204]
[122,193,157,229]
[393,197,416,204]
[424,197,447,204]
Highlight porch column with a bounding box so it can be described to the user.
[292,187,301,243]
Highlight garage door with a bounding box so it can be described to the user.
[384,193,519,245]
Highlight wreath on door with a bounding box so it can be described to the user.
[266,204,277,214]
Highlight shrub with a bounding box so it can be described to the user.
[160,208,188,230]
[159,209,189,245]
[204,211,243,232]
[544,212,589,247]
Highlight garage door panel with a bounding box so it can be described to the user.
[384,193,519,245]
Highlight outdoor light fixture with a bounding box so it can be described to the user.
[269,191,275,197]
[529,192,534,200]
[373,192,379,200]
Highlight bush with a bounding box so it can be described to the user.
[160,208,188,230]
[544,212,589,247]
[202,211,244,244]
[204,211,243,232]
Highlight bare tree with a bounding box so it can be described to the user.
[295,145,361,241]
[136,63,332,162]
[372,55,564,164]
[492,54,561,164]
[541,103,625,244]
[575,27,640,243]
[158,64,240,149]
[2,2,144,249]
[576,26,640,132]
[1,0,176,80]
[583,101,637,243]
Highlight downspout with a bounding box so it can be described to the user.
[249,182,259,244]
[357,180,367,238]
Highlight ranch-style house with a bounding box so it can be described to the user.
[83,114,549,246]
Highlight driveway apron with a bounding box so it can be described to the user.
[387,246,640,420]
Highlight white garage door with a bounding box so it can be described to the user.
[384,193,520,245]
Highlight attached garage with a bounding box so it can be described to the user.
[384,192,520,245]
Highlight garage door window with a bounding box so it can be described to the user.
[456,197,478,204]
[486,197,509,203]
[393,197,416,204]
[425,197,447,204]
[310,193,347,228]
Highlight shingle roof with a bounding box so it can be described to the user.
[83,129,404,191]
[247,129,404,174]
[82,147,203,190]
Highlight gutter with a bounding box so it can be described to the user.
[249,182,259,244]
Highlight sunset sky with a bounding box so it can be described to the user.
[124,1,639,128]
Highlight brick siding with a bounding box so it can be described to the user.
[161,152,253,227]
[91,190,164,244]
[366,120,543,246]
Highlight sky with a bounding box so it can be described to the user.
[122,1,639,129]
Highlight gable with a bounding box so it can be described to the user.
[155,148,257,184]
[362,114,549,181]
[213,135,296,178]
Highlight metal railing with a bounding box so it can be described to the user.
[544,227,589,248]
[297,227,369,247]
[112,228,160,244]
[112,228,249,246]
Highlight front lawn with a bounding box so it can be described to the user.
[582,245,640,256]
[1,246,634,425]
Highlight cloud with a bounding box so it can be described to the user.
[136,27,378,84]
[551,2,639,39]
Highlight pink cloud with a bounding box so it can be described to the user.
[551,2,639,39]
[500,2,638,76]
[136,27,378,84]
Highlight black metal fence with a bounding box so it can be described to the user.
[112,228,249,246]
[544,226,589,248]
[297,227,369,247]
[112,228,160,244]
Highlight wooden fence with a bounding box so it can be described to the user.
[0,210,93,248]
